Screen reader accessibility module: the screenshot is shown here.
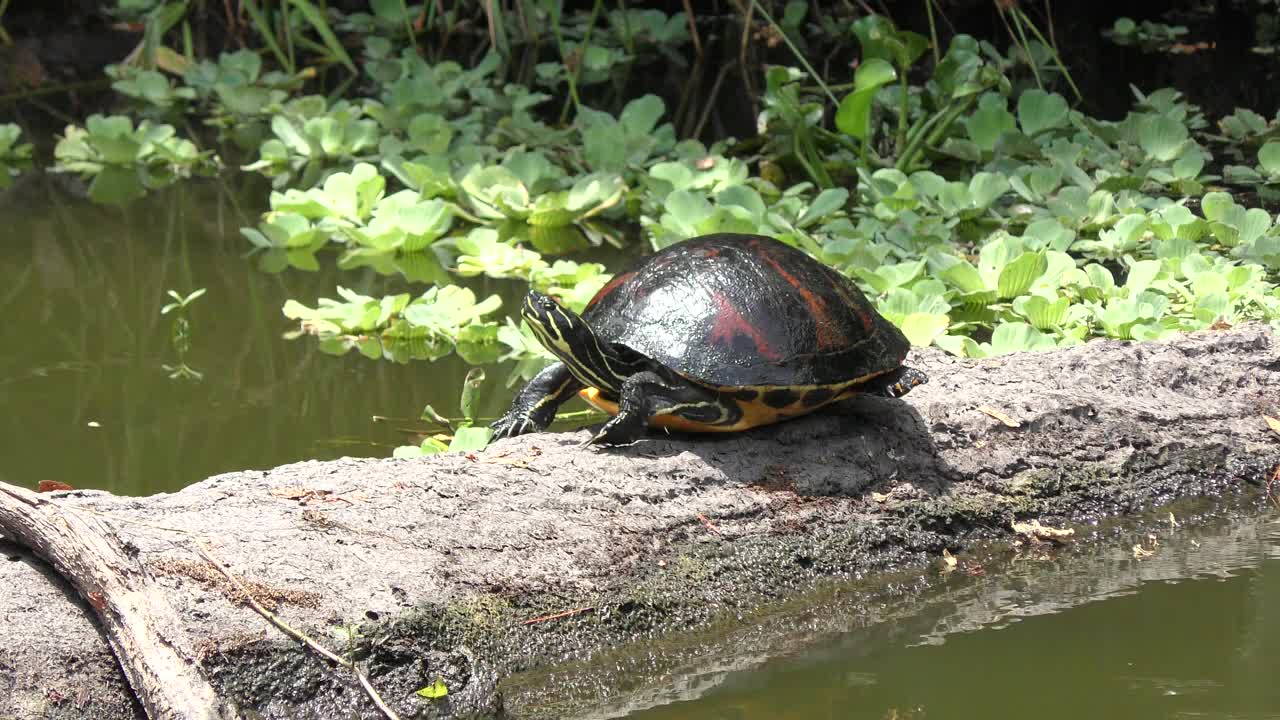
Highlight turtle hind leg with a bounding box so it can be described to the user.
[491,363,583,439]
[859,366,929,399]
[590,371,732,446]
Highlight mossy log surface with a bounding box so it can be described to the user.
[1,325,1278,720]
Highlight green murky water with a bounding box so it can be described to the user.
[0,176,582,495]
[617,512,1280,720]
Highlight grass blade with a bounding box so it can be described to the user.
[243,0,293,74]
[286,0,357,74]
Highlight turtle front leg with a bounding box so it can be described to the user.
[860,366,929,399]
[589,371,729,446]
[491,363,584,439]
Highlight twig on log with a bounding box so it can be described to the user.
[520,606,595,625]
[0,481,232,719]
[192,543,403,720]
[696,513,722,536]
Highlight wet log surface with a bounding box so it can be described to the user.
[1,325,1278,719]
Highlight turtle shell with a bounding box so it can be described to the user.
[581,233,910,389]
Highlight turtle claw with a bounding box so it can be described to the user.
[579,429,621,448]
[585,415,647,447]
[490,413,538,440]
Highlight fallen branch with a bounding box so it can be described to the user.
[0,482,232,719]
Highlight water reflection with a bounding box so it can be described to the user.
[493,509,1280,719]
[0,173,550,495]
[614,512,1280,720]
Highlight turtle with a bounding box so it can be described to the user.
[490,232,927,445]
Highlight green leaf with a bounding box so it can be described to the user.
[989,322,1056,355]
[1083,263,1116,292]
[1172,148,1205,180]
[1195,291,1231,321]
[407,113,454,155]
[566,173,625,217]
[1023,219,1075,251]
[1139,114,1189,163]
[1124,259,1162,294]
[1240,208,1273,246]
[935,333,984,358]
[460,166,531,220]
[940,260,986,293]
[271,115,314,156]
[1260,141,1280,177]
[899,313,950,347]
[1096,175,1145,193]
[834,59,896,142]
[664,189,715,229]
[1016,90,1069,137]
[896,31,930,69]
[1200,191,1235,223]
[997,252,1048,299]
[1015,295,1070,330]
[459,368,485,422]
[448,426,492,452]
[797,188,848,227]
[964,101,1016,152]
[402,286,503,333]
[619,94,665,136]
[1028,167,1062,197]
[967,172,1010,209]
[416,677,449,699]
[851,15,903,65]
[89,165,146,205]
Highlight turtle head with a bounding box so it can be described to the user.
[522,291,626,392]
[521,291,587,346]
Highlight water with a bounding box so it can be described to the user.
[613,511,1280,720]
[0,174,585,495]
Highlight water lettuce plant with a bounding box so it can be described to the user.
[1103,17,1189,51]
[1224,141,1280,189]
[52,115,218,204]
[282,285,503,364]
[241,99,381,188]
[0,124,32,189]
[106,65,196,114]
[29,6,1280,377]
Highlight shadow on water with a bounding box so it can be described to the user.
[0,172,605,496]
[506,501,1280,720]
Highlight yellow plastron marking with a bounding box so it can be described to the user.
[578,370,889,434]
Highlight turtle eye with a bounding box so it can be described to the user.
[521,296,545,324]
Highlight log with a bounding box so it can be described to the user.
[1,324,1278,719]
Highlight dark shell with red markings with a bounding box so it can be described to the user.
[582,233,910,388]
